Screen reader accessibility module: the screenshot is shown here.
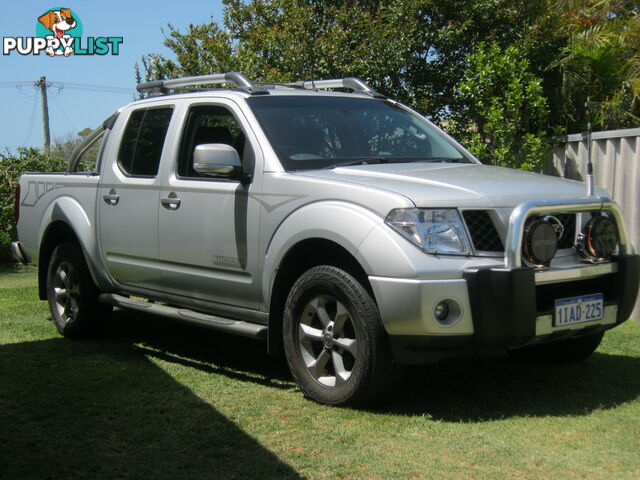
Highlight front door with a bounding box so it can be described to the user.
[156,101,262,310]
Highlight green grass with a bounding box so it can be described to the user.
[1,265,639,479]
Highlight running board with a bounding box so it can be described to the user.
[98,293,267,339]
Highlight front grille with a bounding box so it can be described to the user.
[463,210,578,255]
[462,210,504,252]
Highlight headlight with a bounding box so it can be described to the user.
[385,208,472,255]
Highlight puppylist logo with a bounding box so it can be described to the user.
[3,8,123,57]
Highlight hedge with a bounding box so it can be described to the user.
[0,148,66,262]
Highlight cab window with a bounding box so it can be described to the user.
[118,106,173,177]
[177,105,250,179]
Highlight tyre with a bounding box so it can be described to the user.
[283,265,393,406]
[46,241,110,338]
[507,332,604,364]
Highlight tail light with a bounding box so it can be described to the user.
[14,184,20,224]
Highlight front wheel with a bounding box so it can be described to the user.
[507,332,604,364]
[47,242,110,338]
[283,266,393,406]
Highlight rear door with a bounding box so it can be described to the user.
[98,104,175,289]
[155,99,263,309]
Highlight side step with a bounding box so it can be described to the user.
[98,293,267,340]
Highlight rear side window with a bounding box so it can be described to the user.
[118,107,173,176]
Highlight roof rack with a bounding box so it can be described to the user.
[135,72,386,99]
[288,77,386,98]
[136,72,266,96]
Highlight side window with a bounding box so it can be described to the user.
[118,107,173,177]
[177,105,248,179]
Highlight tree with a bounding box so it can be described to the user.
[141,0,552,120]
[50,127,93,160]
[551,0,640,130]
[139,0,638,166]
[449,42,550,171]
[143,1,427,108]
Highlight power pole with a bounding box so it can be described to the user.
[35,76,51,151]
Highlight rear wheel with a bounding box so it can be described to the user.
[283,265,393,406]
[47,242,110,338]
[507,332,604,364]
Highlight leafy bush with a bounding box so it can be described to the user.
[449,42,551,171]
[0,148,66,262]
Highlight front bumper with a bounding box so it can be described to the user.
[370,196,639,364]
[381,254,639,364]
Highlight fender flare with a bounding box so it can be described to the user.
[262,201,385,306]
[38,196,114,292]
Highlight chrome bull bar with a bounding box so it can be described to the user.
[505,196,633,268]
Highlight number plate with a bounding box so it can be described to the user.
[554,293,604,327]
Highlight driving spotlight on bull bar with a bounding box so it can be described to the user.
[576,214,619,262]
[522,216,559,266]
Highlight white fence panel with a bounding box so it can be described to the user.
[545,127,640,319]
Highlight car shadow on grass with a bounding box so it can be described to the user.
[377,350,640,421]
[104,308,295,390]
[0,318,304,479]
[105,309,640,423]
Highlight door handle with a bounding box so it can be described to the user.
[103,189,119,206]
[161,192,181,210]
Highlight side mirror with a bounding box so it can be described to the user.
[193,143,242,178]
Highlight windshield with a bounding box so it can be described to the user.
[246,96,472,171]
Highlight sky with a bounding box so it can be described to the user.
[0,0,225,153]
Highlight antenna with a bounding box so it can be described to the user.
[310,51,316,90]
[308,1,318,90]
[585,98,595,196]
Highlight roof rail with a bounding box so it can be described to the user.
[288,77,385,98]
[136,72,262,96]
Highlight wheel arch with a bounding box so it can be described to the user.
[267,237,374,356]
[36,196,114,299]
[38,221,82,300]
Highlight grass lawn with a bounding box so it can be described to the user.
[1,264,639,479]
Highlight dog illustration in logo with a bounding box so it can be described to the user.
[38,8,76,56]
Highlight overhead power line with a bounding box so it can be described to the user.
[0,80,135,94]
[22,95,39,146]
[5,77,137,150]
[62,82,134,94]
[52,96,78,133]
[0,81,34,87]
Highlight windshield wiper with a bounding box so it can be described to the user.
[314,156,469,171]
[341,157,393,167]
[407,157,469,164]
[319,157,392,170]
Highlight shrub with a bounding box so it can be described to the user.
[449,42,551,171]
[0,148,66,262]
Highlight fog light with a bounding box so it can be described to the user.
[434,302,449,321]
